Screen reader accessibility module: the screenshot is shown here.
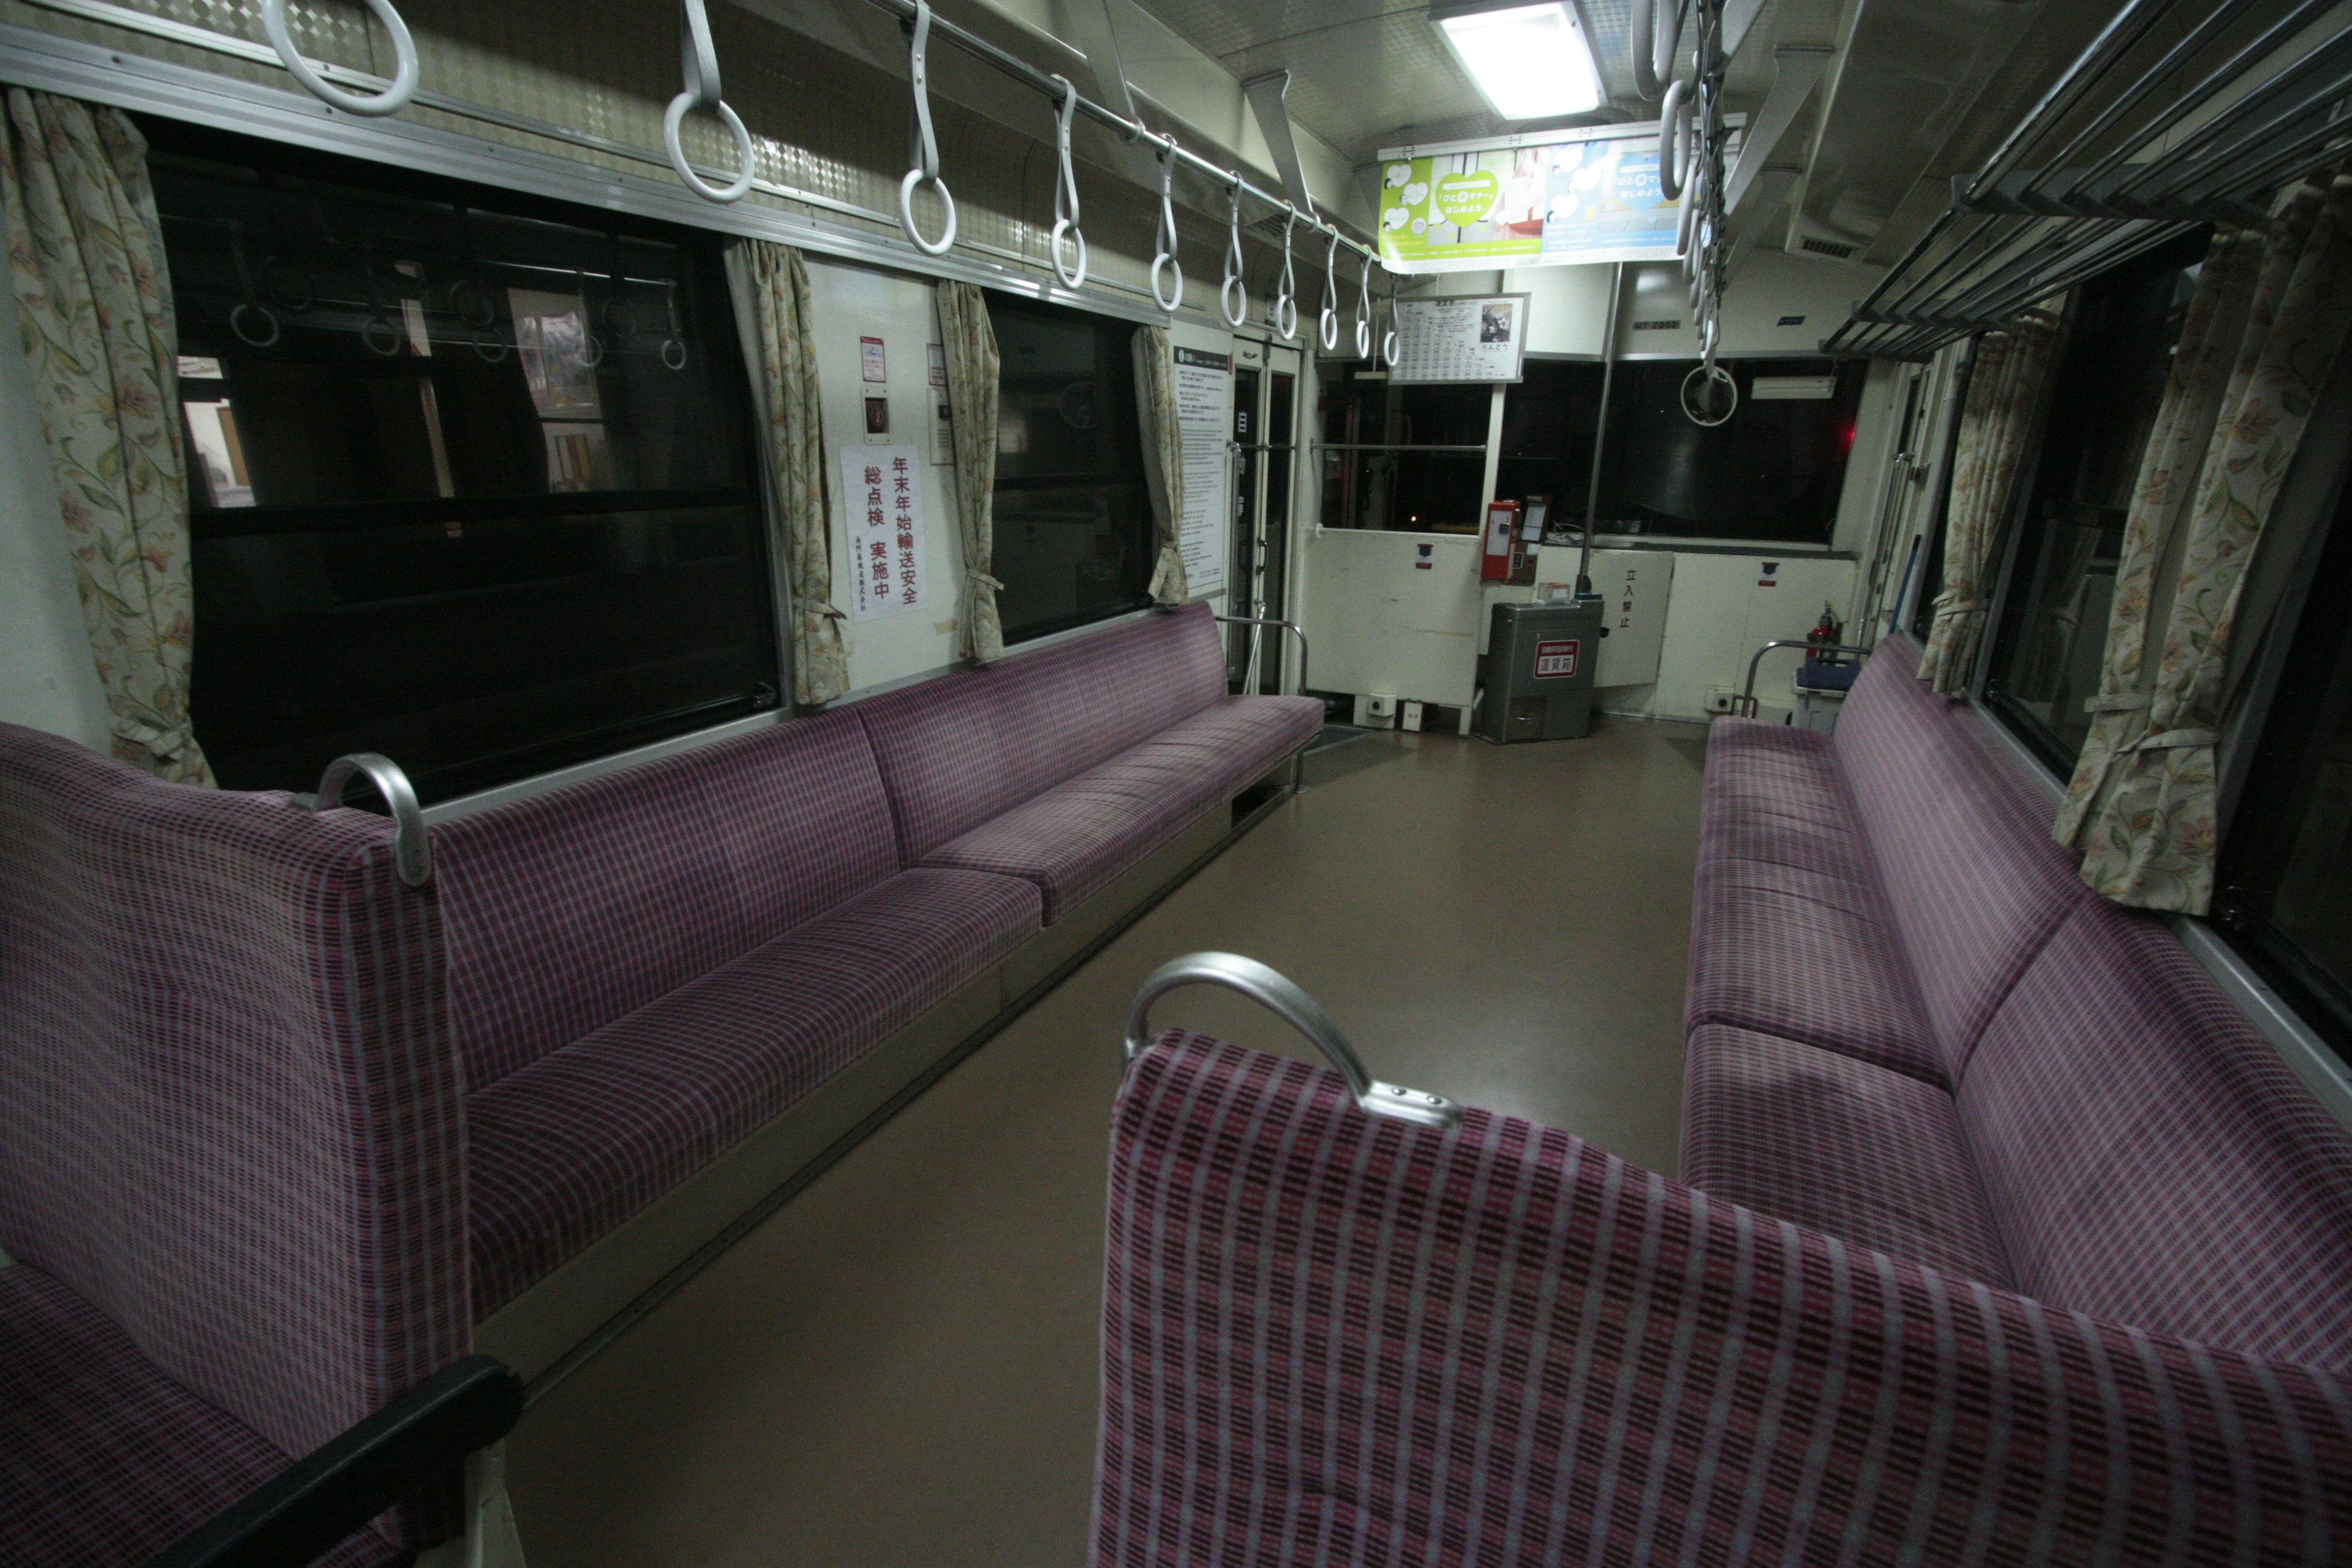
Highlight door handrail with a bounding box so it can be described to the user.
[1738,640,1875,718]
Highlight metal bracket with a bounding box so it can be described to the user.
[1123,953,1462,1131]
[299,752,432,887]
[1241,70,1317,220]
[1724,46,1832,213]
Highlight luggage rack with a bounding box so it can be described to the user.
[1826,0,2352,360]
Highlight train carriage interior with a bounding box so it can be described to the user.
[10,0,2352,1562]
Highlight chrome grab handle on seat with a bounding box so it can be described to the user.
[1123,953,1463,1131]
[1738,639,1875,718]
[300,753,432,888]
[1213,615,1310,696]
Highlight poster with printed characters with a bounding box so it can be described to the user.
[1376,123,1721,273]
[841,445,933,622]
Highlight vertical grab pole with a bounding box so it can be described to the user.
[1579,262,1624,595]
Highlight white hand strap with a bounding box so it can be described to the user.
[1219,183,1248,328]
[664,0,755,202]
[899,0,958,255]
[262,0,418,117]
[1150,136,1184,312]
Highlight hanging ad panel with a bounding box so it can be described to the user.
[1375,123,1716,274]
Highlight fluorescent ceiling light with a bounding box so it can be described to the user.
[1433,3,1604,121]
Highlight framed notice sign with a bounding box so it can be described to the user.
[1389,293,1529,385]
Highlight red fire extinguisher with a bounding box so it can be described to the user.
[1481,500,1520,582]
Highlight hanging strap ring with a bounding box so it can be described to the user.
[1219,183,1248,328]
[1317,230,1341,351]
[1354,251,1374,360]
[1150,135,1184,312]
[1274,210,1299,340]
[665,0,755,202]
[1657,77,1691,202]
[899,0,958,255]
[262,0,419,117]
[1047,75,1087,288]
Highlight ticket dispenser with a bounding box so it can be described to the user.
[1477,599,1603,743]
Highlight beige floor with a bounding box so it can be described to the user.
[505,715,1708,1568]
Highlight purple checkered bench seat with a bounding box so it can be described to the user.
[1679,635,2352,1382]
[0,725,468,1559]
[1096,1031,2352,1567]
[432,708,1045,1333]
[855,601,1323,923]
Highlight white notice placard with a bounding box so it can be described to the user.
[1389,293,1530,385]
[1173,346,1229,599]
[842,444,932,622]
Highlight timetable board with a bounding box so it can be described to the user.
[1388,293,1529,385]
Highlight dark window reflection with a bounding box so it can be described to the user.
[986,295,1153,643]
[150,124,774,804]
[1593,358,1864,543]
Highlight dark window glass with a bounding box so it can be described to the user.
[1984,235,2205,769]
[1498,360,1607,539]
[151,124,773,805]
[2217,474,2352,1065]
[1590,358,1866,543]
[1317,361,1488,533]
[984,295,1153,643]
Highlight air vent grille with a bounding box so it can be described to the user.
[1798,236,1859,259]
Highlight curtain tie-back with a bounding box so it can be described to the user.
[2129,727,2219,753]
[966,570,1005,592]
[110,715,196,766]
[808,604,848,622]
[1931,596,1990,614]
[2082,691,2152,714]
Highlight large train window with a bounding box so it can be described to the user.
[983,294,1154,644]
[149,124,774,806]
[2217,478,2352,1060]
[1319,364,1490,532]
[1588,358,1864,545]
[1982,239,2203,771]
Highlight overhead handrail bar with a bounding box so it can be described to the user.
[1048,73,1087,288]
[1150,134,1184,311]
[664,0,756,203]
[1736,639,1875,718]
[899,0,958,255]
[300,753,432,887]
[1219,184,1249,327]
[261,0,418,118]
[1123,953,1462,1131]
[1274,210,1300,340]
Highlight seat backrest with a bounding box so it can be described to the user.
[1958,897,2352,1368]
[1832,634,2089,1078]
[432,709,899,1091]
[0,724,467,1473]
[852,602,1229,864]
[1101,1031,2352,1567]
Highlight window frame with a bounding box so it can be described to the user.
[145,118,782,806]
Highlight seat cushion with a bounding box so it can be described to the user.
[1700,718,1879,885]
[922,695,1322,921]
[853,602,1230,865]
[1831,635,2089,1078]
[467,867,1041,1313]
[1960,900,2352,1368]
[1681,1026,2012,1285]
[0,1265,397,1568]
[1686,856,1945,1086]
[435,709,902,1090]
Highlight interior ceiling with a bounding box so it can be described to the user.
[1125,1,1785,160]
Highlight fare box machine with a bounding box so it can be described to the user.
[1479,497,1603,742]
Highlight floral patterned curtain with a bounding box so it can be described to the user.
[1,89,209,783]
[1915,306,2062,693]
[936,281,1003,662]
[726,238,848,705]
[2057,172,2352,913]
[1130,326,1189,605]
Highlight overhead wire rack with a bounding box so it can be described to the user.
[1826,0,2352,359]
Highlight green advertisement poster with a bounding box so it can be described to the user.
[1376,126,1687,273]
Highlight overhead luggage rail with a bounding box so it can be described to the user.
[1826,0,2352,359]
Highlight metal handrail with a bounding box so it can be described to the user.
[1213,615,1310,696]
[1123,953,1462,1131]
[1736,640,1875,718]
[301,753,432,887]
